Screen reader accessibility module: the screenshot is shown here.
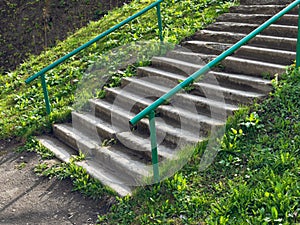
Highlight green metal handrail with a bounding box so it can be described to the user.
[25,0,164,115]
[130,0,300,181]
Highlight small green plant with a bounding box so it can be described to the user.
[178,79,195,92]
[16,162,27,170]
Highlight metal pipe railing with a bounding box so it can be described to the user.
[25,0,164,115]
[130,0,300,181]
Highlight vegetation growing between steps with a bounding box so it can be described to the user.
[18,138,116,199]
[0,0,236,141]
[97,66,300,224]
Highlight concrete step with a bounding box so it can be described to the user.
[105,86,225,135]
[121,75,238,117]
[139,61,271,94]
[37,136,132,196]
[179,41,296,65]
[188,30,297,52]
[208,71,272,94]
[151,56,204,76]
[207,22,298,38]
[235,45,296,65]
[138,66,265,105]
[229,5,297,15]
[192,82,266,105]
[89,98,201,145]
[166,50,215,65]
[240,0,292,5]
[53,123,150,185]
[71,111,117,142]
[217,13,298,26]
[116,132,176,161]
[222,56,286,78]
[164,48,286,76]
[181,40,232,56]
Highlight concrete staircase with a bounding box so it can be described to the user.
[38,0,298,196]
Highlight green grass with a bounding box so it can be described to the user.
[97,66,300,224]
[2,0,299,224]
[0,0,235,141]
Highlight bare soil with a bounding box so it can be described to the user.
[0,0,131,73]
[0,140,114,225]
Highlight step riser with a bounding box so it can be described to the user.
[235,47,295,65]
[106,88,221,136]
[162,51,278,93]
[54,125,78,151]
[121,76,234,120]
[192,85,257,105]
[53,125,145,184]
[71,112,116,141]
[208,23,298,39]
[137,68,238,114]
[240,0,292,5]
[222,57,285,78]
[151,58,202,76]
[208,72,272,94]
[230,6,298,15]
[217,14,298,26]
[90,98,196,146]
[181,41,230,56]
[166,51,214,65]
[189,31,297,52]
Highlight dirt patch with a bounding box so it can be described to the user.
[0,141,114,225]
[0,0,131,73]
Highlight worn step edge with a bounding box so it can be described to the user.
[117,132,176,160]
[207,22,298,38]
[139,62,272,94]
[89,98,201,145]
[72,111,117,141]
[240,0,292,5]
[105,87,225,134]
[223,56,286,77]
[37,136,132,197]
[217,13,298,26]
[209,71,272,93]
[229,5,297,15]
[188,30,297,51]
[194,82,266,104]
[175,41,295,66]
[151,56,204,76]
[235,45,296,65]
[123,71,239,114]
[53,123,150,183]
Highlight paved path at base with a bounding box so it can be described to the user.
[0,141,113,225]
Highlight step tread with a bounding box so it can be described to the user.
[140,67,238,111]
[106,86,225,126]
[117,132,176,160]
[53,123,150,177]
[37,135,132,196]
[239,45,296,55]
[210,71,272,86]
[195,82,265,98]
[37,135,76,162]
[226,56,287,68]
[152,56,204,69]
[72,111,117,137]
[90,98,202,144]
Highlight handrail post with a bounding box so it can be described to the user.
[156,3,164,42]
[149,110,159,182]
[296,4,300,67]
[41,74,51,115]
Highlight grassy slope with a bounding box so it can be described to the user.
[0,0,234,140]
